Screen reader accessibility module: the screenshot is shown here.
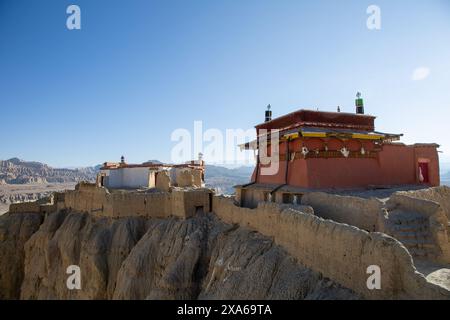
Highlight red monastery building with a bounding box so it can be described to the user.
[236,95,440,208]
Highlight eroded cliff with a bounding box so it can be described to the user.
[0,210,358,300]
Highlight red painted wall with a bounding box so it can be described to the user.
[252,140,440,189]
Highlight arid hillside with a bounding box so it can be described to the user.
[0,158,97,184]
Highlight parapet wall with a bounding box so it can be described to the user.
[64,183,211,219]
[212,195,450,299]
[9,203,56,215]
[8,197,57,215]
[398,186,450,220]
[300,190,450,263]
[301,192,383,231]
[385,193,450,263]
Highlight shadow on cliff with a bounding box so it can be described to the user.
[0,210,359,300]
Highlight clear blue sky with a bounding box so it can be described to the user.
[1,0,450,168]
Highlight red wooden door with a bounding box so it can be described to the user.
[418,162,430,183]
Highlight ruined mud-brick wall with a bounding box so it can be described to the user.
[300,190,450,263]
[398,186,450,221]
[9,199,57,215]
[385,193,450,263]
[64,183,211,219]
[212,196,450,300]
[54,192,66,212]
[8,202,42,214]
[171,168,203,188]
[155,171,171,192]
[301,192,383,232]
[171,189,210,218]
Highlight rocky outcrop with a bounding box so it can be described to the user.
[0,212,44,299]
[0,210,358,300]
[198,226,356,300]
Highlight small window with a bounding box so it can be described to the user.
[195,206,204,214]
[282,193,294,204]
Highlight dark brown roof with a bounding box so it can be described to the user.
[255,109,376,132]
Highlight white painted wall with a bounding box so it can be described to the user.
[102,166,202,189]
[107,169,123,189]
[106,167,153,189]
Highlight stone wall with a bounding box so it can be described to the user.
[299,190,450,263]
[301,192,383,232]
[398,186,450,220]
[172,168,203,188]
[212,196,450,299]
[171,189,211,218]
[64,183,212,219]
[8,198,57,215]
[9,202,41,214]
[156,171,171,192]
[176,169,195,187]
[191,170,203,187]
[383,193,450,263]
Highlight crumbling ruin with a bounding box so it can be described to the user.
[1,182,449,300]
[96,156,205,190]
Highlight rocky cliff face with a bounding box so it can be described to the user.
[0,211,359,300]
[0,158,97,184]
[0,212,44,298]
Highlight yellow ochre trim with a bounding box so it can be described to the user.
[352,133,384,140]
[283,133,300,140]
[283,131,385,140]
[302,132,327,138]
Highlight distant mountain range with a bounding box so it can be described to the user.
[204,165,254,194]
[0,158,98,184]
